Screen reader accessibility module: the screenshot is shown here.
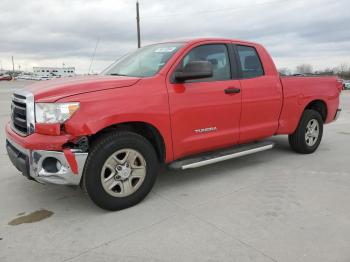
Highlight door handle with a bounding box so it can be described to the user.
[224,87,240,94]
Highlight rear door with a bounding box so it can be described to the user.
[166,43,242,159]
[234,44,283,143]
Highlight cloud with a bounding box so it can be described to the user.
[0,0,349,73]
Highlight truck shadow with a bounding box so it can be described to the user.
[154,136,292,192]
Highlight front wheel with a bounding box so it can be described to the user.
[83,131,159,211]
[288,109,323,154]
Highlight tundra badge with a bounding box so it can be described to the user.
[194,127,217,134]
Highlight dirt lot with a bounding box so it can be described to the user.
[0,80,350,262]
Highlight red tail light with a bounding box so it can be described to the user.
[336,79,343,93]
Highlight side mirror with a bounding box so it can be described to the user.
[174,61,213,82]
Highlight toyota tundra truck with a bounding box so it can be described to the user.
[6,38,342,210]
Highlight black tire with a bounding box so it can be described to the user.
[83,131,159,211]
[288,109,323,154]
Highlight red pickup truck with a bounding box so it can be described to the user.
[6,38,342,210]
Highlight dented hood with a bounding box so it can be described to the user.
[25,75,141,102]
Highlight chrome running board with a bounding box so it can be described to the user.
[169,141,274,170]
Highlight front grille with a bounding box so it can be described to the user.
[11,94,28,135]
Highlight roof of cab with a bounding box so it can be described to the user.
[158,37,260,47]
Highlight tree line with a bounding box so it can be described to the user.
[279,63,350,79]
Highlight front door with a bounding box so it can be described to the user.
[166,43,242,159]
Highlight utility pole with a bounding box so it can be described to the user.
[11,56,15,81]
[136,1,141,48]
[11,56,15,72]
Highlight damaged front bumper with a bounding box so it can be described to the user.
[6,137,88,186]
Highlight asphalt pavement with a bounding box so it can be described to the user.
[0,80,350,262]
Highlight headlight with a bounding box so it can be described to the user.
[35,102,80,124]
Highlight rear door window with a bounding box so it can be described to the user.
[237,45,264,78]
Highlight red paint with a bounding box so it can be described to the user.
[35,123,61,136]
[63,149,78,174]
[5,38,341,163]
[6,123,73,151]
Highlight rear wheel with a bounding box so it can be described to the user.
[288,109,323,154]
[83,131,159,211]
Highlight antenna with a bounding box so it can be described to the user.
[88,38,100,74]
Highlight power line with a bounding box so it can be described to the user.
[88,38,100,74]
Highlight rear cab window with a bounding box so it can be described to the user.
[236,45,264,79]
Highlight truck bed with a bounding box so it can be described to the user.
[277,76,341,134]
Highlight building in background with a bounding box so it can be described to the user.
[33,67,75,78]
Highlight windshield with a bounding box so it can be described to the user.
[102,43,184,77]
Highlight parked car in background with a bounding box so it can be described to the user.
[5,38,342,211]
[0,74,12,81]
[343,80,350,90]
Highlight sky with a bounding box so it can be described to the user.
[0,0,349,74]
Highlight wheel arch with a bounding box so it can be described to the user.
[304,99,328,122]
[89,121,166,163]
